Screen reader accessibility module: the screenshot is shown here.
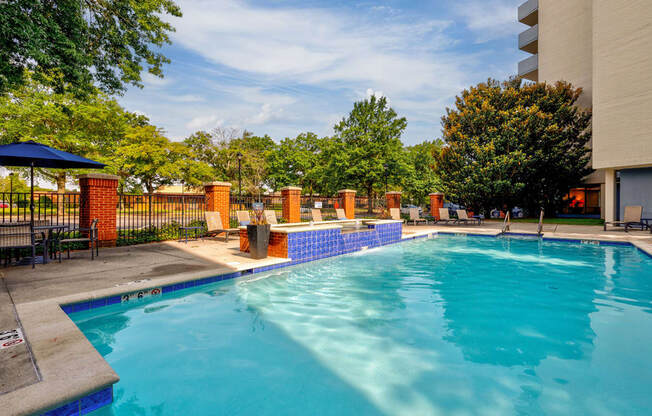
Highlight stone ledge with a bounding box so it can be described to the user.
[77,173,119,181]
[280,186,302,191]
[338,189,357,194]
[203,181,232,187]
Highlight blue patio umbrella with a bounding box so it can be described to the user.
[0,140,106,229]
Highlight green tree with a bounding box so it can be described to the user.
[0,75,130,190]
[0,0,182,95]
[332,95,407,212]
[114,125,184,193]
[401,140,443,205]
[438,78,592,216]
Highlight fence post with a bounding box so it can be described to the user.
[78,173,119,247]
[386,191,401,211]
[204,181,232,226]
[281,186,301,223]
[429,192,444,220]
[338,189,356,219]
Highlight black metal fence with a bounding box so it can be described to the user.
[116,193,206,246]
[0,192,81,227]
[229,195,283,226]
[300,196,340,221]
[355,196,386,218]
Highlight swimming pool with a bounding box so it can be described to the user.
[71,235,652,415]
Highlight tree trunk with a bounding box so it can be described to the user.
[56,172,66,192]
[367,184,374,214]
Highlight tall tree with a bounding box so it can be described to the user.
[333,96,407,212]
[0,0,182,95]
[439,78,592,215]
[0,75,130,190]
[401,140,443,205]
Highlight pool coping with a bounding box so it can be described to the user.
[2,229,651,415]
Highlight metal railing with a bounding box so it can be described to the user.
[0,192,81,228]
[117,193,206,246]
[300,196,339,221]
[229,195,282,226]
[354,196,386,218]
[537,209,544,235]
[501,211,511,234]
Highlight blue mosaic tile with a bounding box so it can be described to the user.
[183,281,195,289]
[61,304,74,314]
[106,296,121,305]
[41,399,78,416]
[90,299,106,309]
[599,241,632,246]
[72,301,91,313]
[162,285,175,294]
[80,386,113,415]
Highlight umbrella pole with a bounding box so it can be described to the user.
[30,162,35,268]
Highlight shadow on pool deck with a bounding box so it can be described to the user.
[1,238,288,305]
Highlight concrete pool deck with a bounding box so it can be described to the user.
[1,224,651,415]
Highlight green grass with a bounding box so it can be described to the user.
[487,217,604,225]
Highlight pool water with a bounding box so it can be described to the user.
[72,236,652,415]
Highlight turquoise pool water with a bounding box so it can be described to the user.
[72,236,652,415]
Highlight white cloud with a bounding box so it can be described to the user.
[455,0,523,43]
[246,103,285,125]
[185,114,223,130]
[142,72,173,87]
[171,94,205,103]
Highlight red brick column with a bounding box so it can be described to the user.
[386,191,401,210]
[281,186,301,223]
[204,181,232,227]
[78,174,119,247]
[339,189,356,219]
[429,192,444,220]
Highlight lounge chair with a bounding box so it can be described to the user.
[236,210,251,226]
[435,208,457,225]
[335,208,348,220]
[205,211,240,242]
[456,209,480,225]
[409,208,427,225]
[311,208,323,222]
[264,210,278,225]
[389,208,402,221]
[604,205,647,232]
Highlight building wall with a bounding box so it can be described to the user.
[592,0,652,170]
[619,168,652,220]
[538,0,593,108]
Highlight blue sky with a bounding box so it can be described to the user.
[118,0,526,145]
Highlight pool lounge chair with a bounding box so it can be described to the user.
[335,208,348,220]
[264,210,278,225]
[311,208,323,222]
[435,208,457,225]
[389,208,402,221]
[409,208,428,225]
[604,205,646,232]
[205,211,240,242]
[236,210,251,226]
[456,209,480,225]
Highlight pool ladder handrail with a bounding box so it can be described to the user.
[501,211,511,234]
[537,209,544,236]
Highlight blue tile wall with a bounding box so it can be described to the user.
[40,385,113,416]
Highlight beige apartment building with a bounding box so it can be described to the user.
[518,0,652,222]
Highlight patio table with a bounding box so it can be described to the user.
[34,224,68,264]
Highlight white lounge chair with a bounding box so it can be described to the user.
[456,209,480,225]
[435,208,457,225]
[389,208,402,221]
[604,205,646,232]
[264,210,278,225]
[205,211,240,242]
[409,208,427,225]
[311,208,323,222]
[236,210,251,226]
[335,208,348,220]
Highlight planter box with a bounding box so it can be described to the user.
[246,224,271,259]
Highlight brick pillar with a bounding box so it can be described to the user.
[429,192,444,220]
[338,189,356,219]
[204,181,232,227]
[78,174,119,247]
[386,191,401,210]
[281,186,301,223]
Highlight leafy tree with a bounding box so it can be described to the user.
[266,132,332,194]
[113,125,184,193]
[332,96,407,212]
[438,78,592,216]
[401,140,443,205]
[0,0,182,95]
[0,75,130,190]
[0,174,31,193]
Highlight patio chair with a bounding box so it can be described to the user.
[311,208,323,222]
[604,205,646,232]
[57,219,99,261]
[409,208,427,225]
[204,212,240,242]
[264,210,278,225]
[0,223,39,267]
[236,210,251,226]
[434,208,458,225]
[456,209,480,225]
[335,208,348,220]
[389,208,402,221]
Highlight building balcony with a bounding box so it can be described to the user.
[518,54,538,81]
[518,0,538,26]
[519,24,538,54]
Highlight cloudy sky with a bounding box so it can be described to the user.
[118,0,526,145]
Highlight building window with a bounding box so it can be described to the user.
[562,186,601,216]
